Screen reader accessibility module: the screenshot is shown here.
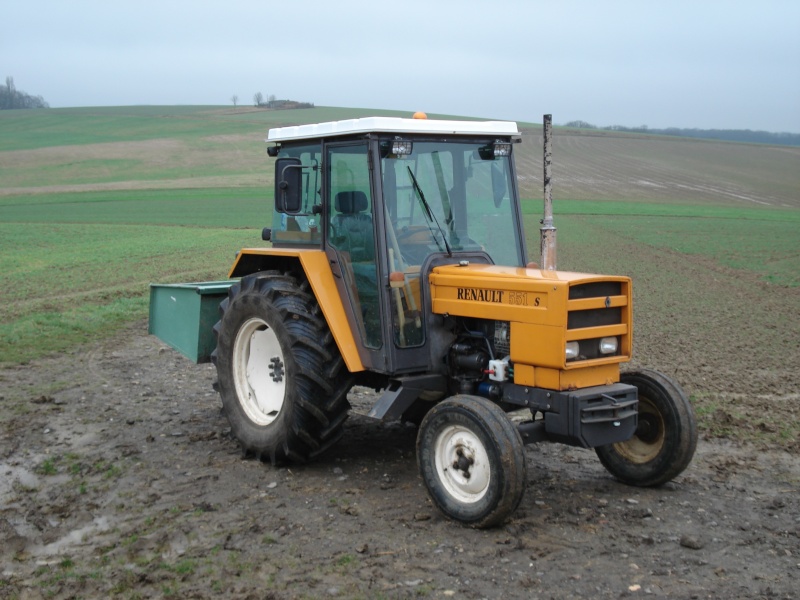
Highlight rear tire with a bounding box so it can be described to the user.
[596,369,697,486]
[417,395,527,528]
[212,271,353,464]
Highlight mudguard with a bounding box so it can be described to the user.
[228,248,365,373]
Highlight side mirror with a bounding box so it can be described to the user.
[274,157,303,214]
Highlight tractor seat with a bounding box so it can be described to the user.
[333,191,374,262]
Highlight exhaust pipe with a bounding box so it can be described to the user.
[540,114,557,271]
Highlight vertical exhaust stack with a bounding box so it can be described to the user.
[540,114,557,270]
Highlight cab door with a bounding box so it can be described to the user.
[324,142,388,369]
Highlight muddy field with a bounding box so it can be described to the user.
[0,321,797,600]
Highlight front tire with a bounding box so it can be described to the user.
[596,369,697,486]
[212,271,353,464]
[417,395,527,528]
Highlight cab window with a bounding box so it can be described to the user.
[271,143,322,245]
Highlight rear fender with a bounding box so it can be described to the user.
[229,248,364,373]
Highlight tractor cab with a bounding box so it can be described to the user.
[266,117,525,374]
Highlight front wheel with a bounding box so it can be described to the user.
[417,395,527,528]
[596,369,697,486]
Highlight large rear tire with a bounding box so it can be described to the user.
[416,395,527,528]
[596,369,697,486]
[212,271,353,464]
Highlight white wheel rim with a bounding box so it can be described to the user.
[433,424,491,504]
[232,317,286,426]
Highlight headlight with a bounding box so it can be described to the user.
[566,341,580,360]
[599,337,618,355]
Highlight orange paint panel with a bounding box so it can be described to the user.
[530,364,620,391]
[559,363,620,390]
[229,249,364,373]
[513,363,535,386]
[534,367,561,390]
[429,266,564,325]
[510,322,565,368]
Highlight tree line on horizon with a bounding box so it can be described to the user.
[228,92,314,110]
[1,77,49,110]
[562,120,800,147]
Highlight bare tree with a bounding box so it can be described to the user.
[1,76,49,110]
[253,92,263,107]
[1,77,16,109]
[231,94,239,107]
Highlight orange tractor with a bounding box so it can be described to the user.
[151,114,697,527]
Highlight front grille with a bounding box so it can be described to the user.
[566,280,630,363]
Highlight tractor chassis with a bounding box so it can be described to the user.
[368,376,639,449]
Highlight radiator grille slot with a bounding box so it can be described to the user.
[569,281,621,300]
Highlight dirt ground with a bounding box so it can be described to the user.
[1,314,798,599]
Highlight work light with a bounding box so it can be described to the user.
[392,139,413,155]
[492,141,512,157]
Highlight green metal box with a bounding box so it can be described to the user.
[148,281,234,363]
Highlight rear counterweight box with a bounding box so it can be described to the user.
[148,281,234,363]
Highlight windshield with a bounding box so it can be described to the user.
[381,141,523,267]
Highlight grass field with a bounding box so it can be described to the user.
[1,105,798,370]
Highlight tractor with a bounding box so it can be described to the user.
[151,113,697,528]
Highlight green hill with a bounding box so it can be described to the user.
[2,105,797,208]
[0,105,798,367]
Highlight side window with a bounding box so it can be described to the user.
[326,144,382,349]
[328,148,374,263]
[271,143,322,245]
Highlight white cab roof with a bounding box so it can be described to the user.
[267,116,520,142]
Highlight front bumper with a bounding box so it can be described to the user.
[505,383,638,448]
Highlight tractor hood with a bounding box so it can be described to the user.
[429,262,631,325]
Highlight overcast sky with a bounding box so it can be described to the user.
[4,0,799,132]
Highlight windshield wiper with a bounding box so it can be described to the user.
[406,166,452,256]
